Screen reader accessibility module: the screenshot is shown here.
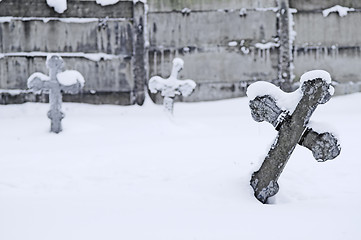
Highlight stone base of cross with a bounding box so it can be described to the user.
[246,70,341,203]
[27,55,85,133]
[148,58,196,115]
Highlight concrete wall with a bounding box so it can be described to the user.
[0,0,146,105]
[290,0,361,94]
[1,0,360,105]
[147,0,280,102]
[148,0,276,12]
[149,0,361,102]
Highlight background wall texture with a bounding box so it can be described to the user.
[0,0,360,105]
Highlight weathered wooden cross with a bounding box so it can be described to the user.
[247,70,341,203]
[27,55,85,133]
[148,58,196,114]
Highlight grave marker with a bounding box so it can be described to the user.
[247,70,341,203]
[27,55,85,133]
[148,58,196,115]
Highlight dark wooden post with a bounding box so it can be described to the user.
[132,1,147,105]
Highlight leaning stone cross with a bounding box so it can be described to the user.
[247,70,341,203]
[148,58,196,114]
[27,55,85,133]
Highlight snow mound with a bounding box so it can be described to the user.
[322,5,355,17]
[57,70,85,87]
[46,0,67,14]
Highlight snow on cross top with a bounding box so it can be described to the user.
[300,70,331,84]
[300,70,334,96]
[246,81,302,113]
[246,70,333,113]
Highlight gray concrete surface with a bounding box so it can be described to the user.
[0,0,146,105]
[0,0,360,105]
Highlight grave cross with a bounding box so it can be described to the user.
[27,55,85,133]
[148,58,196,114]
[247,70,341,203]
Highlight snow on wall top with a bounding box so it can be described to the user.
[322,5,355,17]
[96,0,147,6]
[96,0,120,6]
[255,42,279,49]
[45,0,146,13]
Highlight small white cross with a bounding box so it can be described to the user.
[27,55,85,133]
[149,58,196,115]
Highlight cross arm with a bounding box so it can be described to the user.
[249,95,287,128]
[148,76,166,94]
[177,79,196,97]
[60,82,83,94]
[58,70,85,94]
[27,72,52,92]
[299,128,341,162]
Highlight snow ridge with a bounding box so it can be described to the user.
[322,5,355,17]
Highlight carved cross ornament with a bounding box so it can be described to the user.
[148,58,196,115]
[27,55,85,133]
[247,70,341,203]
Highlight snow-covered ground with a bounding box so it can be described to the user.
[0,93,360,240]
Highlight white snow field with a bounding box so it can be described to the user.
[0,93,360,240]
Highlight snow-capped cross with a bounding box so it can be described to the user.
[27,55,85,133]
[148,58,196,115]
[246,70,341,203]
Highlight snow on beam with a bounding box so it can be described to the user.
[0,52,126,62]
[0,16,127,23]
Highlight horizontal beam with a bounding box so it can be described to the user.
[0,0,133,18]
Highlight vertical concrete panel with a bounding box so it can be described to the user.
[148,0,277,12]
[0,20,133,55]
[292,2,361,94]
[294,12,361,46]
